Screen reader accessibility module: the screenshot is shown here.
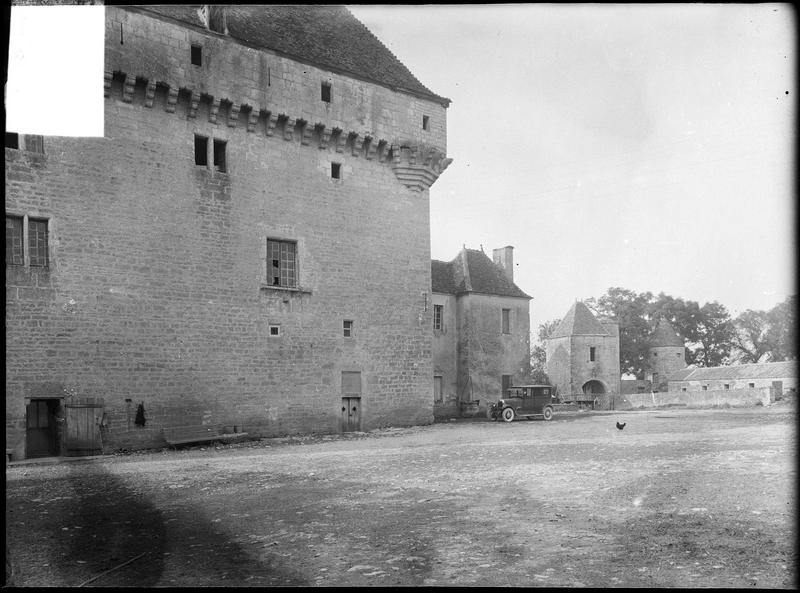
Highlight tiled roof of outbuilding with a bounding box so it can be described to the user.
[668,360,797,382]
[431,249,531,299]
[550,301,609,338]
[140,5,450,106]
[651,318,684,347]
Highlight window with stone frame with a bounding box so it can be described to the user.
[433,304,443,331]
[6,216,24,265]
[28,218,49,267]
[501,308,511,334]
[267,239,297,288]
[6,215,48,267]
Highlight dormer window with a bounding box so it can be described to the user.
[200,5,228,34]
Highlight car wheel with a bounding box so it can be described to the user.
[543,406,554,421]
[501,407,515,422]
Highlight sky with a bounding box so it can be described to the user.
[6,4,796,337]
[348,4,796,334]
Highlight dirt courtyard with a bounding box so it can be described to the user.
[5,405,796,587]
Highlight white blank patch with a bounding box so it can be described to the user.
[6,6,104,137]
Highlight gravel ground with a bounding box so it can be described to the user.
[5,404,796,587]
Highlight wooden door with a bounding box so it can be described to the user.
[25,400,58,458]
[65,401,104,456]
[341,371,362,432]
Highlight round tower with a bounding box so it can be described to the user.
[648,318,686,391]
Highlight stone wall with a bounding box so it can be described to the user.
[432,293,458,420]
[5,7,447,458]
[455,293,530,410]
[596,387,772,410]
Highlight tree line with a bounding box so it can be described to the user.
[531,288,795,380]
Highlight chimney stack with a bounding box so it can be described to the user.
[493,246,514,283]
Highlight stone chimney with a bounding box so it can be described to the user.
[492,246,514,283]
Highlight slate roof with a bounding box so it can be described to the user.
[431,248,531,299]
[550,301,609,338]
[651,318,684,347]
[139,5,450,106]
[668,361,797,382]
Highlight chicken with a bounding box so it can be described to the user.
[616,421,626,430]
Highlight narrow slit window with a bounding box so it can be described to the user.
[5,216,24,265]
[213,139,226,172]
[27,218,49,267]
[589,346,596,362]
[331,162,341,179]
[321,82,331,103]
[501,308,510,334]
[5,132,19,149]
[422,115,430,130]
[120,23,124,45]
[191,44,202,66]
[194,135,208,166]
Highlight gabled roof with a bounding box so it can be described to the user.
[668,360,797,382]
[550,301,609,338]
[431,248,531,299]
[139,5,450,106]
[651,318,684,348]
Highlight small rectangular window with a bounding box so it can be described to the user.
[194,135,208,166]
[331,162,341,179]
[653,352,658,357]
[343,320,353,338]
[422,115,430,130]
[321,82,331,103]
[5,216,24,265]
[433,304,443,331]
[702,385,708,391]
[749,383,755,388]
[191,44,202,66]
[590,346,596,362]
[501,308,510,334]
[267,239,297,288]
[213,139,227,172]
[676,352,682,358]
[724,384,730,390]
[682,387,687,392]
[269,325,280,336]
[5,132,19,149]
[28,218,49,267]
[434,376,443,402]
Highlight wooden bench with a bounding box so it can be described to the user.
[163,425,222,447]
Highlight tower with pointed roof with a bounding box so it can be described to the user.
[646,318,687,391]
[545,301,621,401]
[431,246,532,418]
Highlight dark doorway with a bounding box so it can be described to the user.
[25,399,60,458]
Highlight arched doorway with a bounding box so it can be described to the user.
[581,380,606,410]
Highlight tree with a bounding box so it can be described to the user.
[732,295,797,363]
[695,301,736,367]
[529,318,560,384]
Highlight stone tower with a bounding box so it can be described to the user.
[545,301,621,399]
[647,318,687,391]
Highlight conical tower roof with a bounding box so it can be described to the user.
[651,318,684,347]
[550,301,609,338]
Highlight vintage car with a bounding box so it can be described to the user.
[488,384,557,422]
